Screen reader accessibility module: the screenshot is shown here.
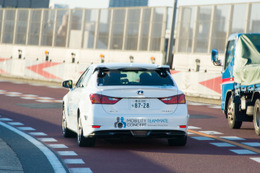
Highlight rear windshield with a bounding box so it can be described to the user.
[98,69,174,86]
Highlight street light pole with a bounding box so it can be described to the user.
[166,0,178,68]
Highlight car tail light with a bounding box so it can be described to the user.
[90,94,121,104]
[159,94,186,104]
[92,125,101,128]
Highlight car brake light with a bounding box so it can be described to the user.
[92,125,101,128]
[90,94,121,104]
[159,94,186,104]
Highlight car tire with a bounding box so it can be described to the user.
[227,96,242,129]
[62,110,75,137]
[168,136,187,146]
[253,99,260,135]
[77,116,95,147]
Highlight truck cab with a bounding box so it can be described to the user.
[211,33,260,135]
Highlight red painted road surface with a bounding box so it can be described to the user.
[1,79,260,173]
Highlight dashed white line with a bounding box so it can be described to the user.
[250,157,260,163]
[220,136,245,141]
[242,142,260,147]
[17,127,36,131]
[210,142,235,147]
[69,168,93,173]
[230,149,257,155]
[57,151,78,156]
[8,122,24,126]
[29,132,47,136]
[0,121,67,172]
[199,131,223,135]
[0,118,12,121]
[49,144,68,149]
[38,138,58,142]
[191,136,215,141]
[64,159,85,164]
[188,126,201,130]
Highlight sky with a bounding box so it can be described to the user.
[49,0,260,8]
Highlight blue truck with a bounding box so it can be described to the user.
[211,33,260,135]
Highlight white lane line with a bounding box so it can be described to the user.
[188,126,201,130]
[250,157,260,163]
[220,136,245,141]
[64,159,85,164]
[29,132,47,136]
[38,97,54,100]
[199,131,223,135]
[57,151,78,156]
[0,121,67,172]
[7,92,22,95]
[35,99,53,103]
[22,94,38,97]
[17,127,36,131]
[0,118,13,121]
[8,122,24,126]
[49,144,68,149]
[242,142,260,147]
[191,137,215,141]
[210,142,235,147]
[69,168,93,173]
[38,138,58,142]
[230,149,257,155]
[20,97,35,100]
[187,102,208,106]
[208,105,221,109]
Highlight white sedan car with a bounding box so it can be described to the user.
[62,63,189,147]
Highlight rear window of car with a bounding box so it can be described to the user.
[97,69,174,86]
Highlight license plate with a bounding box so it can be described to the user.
[131,99,150,109]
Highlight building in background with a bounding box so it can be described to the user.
[109,0,148,7]
[0,0,49,8]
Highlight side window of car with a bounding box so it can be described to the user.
[80,67,94,87]
[224,40,235,70]
[75,68,89,88]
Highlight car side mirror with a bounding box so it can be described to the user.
[211,49,221,66]
[62,80,73,89]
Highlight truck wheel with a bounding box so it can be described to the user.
[227,96,242,129]
[253,99,260,135]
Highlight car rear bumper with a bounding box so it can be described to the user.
[87,130,186,138]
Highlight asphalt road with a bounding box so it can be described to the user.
[1,79,260,173]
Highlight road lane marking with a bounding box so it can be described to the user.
[191,137,215,141]
[188,126,201,129]
[0,121,67,173]
[210,142,235,147]
[64,159,85,164]
[8,122,24,126]
[199,131,223,135]
[188,129,260,154]
[250,157,260,163]
[58,151,78,156]
[220,136,245,141]
[49,144,68,149]
[29,132,47,136]
[242,142,260,147]
[69,168,93,173]
[38,138,58,142]
[17,127,36,131]
[230,149,257,155]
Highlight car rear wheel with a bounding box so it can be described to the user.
[77,116,95,147]
[168,136,187,146]
[254,99,260,135]
[62,110,75,137]
[227,96,242,129]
